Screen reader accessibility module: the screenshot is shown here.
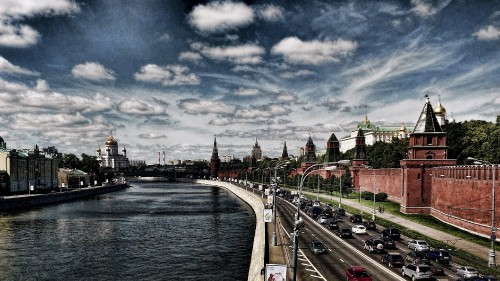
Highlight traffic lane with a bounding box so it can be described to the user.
[277,199,405,281]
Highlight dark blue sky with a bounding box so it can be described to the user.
[0,0,499,163]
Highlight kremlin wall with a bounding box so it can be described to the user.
[211,95,499,240]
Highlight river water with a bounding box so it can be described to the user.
[0,182,256,281]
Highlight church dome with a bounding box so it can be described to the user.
[434,100,446,116]
[105,136,118,145]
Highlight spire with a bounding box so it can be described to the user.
[354,128,367,160]
[304,135,317,162]
[325,132,340,163]
[281,140,288,159]
[210,136,221,178]
[413,95,443,133]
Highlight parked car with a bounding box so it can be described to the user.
[426,248,451,264]
[327,221,339,230]
[336,228,352,238]
[310,241,327,254]
[430,265,445,276]
[401,264,433,280]
[362,220,376,230]
[381,252,405,267]
[350,214,362,223]
[381,228,401,239]
[457,266,479,278]
[407,239,430,252]
[346,266,372,281]
[405,250,430,264]
[363,238,384,253]
[380,236,396,249]
[352,225,367,234]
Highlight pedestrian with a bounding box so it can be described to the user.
[379,205,382,213]
[382,206,385,213]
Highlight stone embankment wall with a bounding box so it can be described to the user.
[196,180,264,281]
[0,184,128,211]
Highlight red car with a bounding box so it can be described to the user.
[346,266,372,281]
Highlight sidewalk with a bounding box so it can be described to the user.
[301,190,490,262]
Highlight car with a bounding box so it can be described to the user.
[317,215,329,224]
[310,241,327,254]
[362,220,376,230]
[381,228,401,239]
[426,248,451,264]
[346,266,372,281]
[401,264,433,280]
[363,238,384,253]
[327,221,339,230]
[313,200,321,207]
[430,265,445,276]
[352,225,367,234]
[332,214,343,222]
[336,208,346,216]
[407,239,430,252]
[336,228,352,238]
[350,214,362,223]
[381,252,405,267]
[405,250,430,264]
[457,266,479,278]
[380,236,396,249]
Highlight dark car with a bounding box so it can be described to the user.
[328,221,339,230]
[310,241,327,254]
[350,214,362,223]
[426,248,451,264]
[381,252,405,267]
[346,266,372,281]
[336,208,346,216]
[380,237,396,249]
[362,220,376,230]
[405,250,430,264]
[363,238,384,253]
[430,265,445,276]
[336,228,352,238]
[381,228,401,239]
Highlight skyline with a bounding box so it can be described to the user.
[0,0,499,164]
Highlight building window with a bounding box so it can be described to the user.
[427,136,433,145]
[426,155,433,159]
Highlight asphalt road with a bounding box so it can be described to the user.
[276,197,461,281]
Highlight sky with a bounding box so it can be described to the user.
[0,0,499,164]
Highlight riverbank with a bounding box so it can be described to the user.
[196,180,265,281]
[0,184,129,212]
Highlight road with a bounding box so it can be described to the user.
[276,197,461,281]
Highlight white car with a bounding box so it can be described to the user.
[407,239,430,251]
[456,266,479,278]
[351,225,367,234]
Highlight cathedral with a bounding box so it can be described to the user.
[96,135,129,171]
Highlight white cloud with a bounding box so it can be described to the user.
[235,87,261,97]
[257,4,284,22]
[34,79,50,92]
[72,62,116,81]
[410,0,452,18]
[0,0,80,47]
[178,99,236,115]
[235,104,288,119]
[118,100,167,116]
[139,132,167,139]
[280,69,315,79]
[10,112,89,131]
[473,25,500,41]
[0,56,38,75]
[179,51,203,61]
[271,37,357,65]
[196,43,265,65]
[188,1,254,34]
[134,64,200,86]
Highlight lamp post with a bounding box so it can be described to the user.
[291,160,350,281]
[272,160,289,247]
[372,170,376,221]
[468,157,497,267]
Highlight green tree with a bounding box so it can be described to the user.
[59,153,81,169]
[80,153,100,174]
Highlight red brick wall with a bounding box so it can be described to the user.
[356,168,402,203]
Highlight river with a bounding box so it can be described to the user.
[0,181,256,281]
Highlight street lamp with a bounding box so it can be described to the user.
[291,160,350,281]
[272,160,290,247]
[467,157,497,267]
[372,170,376,221]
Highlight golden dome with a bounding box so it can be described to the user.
[434,100,446,116]
[361,115,370,124]
[105,136,117,145]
